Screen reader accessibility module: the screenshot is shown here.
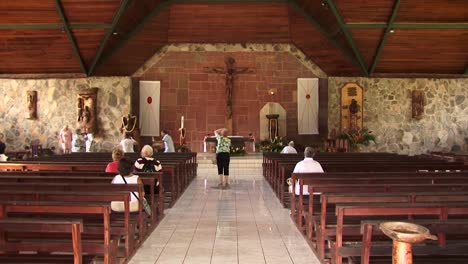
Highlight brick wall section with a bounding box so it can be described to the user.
[140,51,320,152]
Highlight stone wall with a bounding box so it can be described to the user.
[138,44,326,152]
[328,77,468,155]
[0,77,131,152]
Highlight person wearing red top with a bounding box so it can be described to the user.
[105,146,124,173]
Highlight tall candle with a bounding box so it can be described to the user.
[181,116,184,128]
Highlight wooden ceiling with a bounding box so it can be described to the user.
[0,0,466,77]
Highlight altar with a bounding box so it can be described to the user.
[204,136,255,153]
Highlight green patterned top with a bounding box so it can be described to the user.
[215,134,231,153]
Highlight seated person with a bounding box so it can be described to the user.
[120,133,137,153]
[293,147,324,196]
[111,158,143,212]
[281,141,297,154]
[135,145,162,194]
[0,133,7,161]
[105,146,124,173]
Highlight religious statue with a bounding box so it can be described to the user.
[121,114,137,134]
[412,90,424,120]
[266,114,280,141]
[59,125,73,154]
[77,88,98,134]
[25,90,38,119]
[204,56,255,131]
[349,99,360,131]
[121,113,141,150]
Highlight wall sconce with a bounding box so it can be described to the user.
[268,89,276,96]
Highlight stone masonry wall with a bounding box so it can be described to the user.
[0,77,131,152]
[139,46,323,152]
[328,77,468,155]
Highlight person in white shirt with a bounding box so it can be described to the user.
[120,133,137,153]
[293,147,324,195]
[111,158,144,212]
[160,130,175,153]
[281,141,297,154]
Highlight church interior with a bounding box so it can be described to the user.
[0,1,467,264]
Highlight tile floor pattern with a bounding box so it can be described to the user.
[129,159,320,264]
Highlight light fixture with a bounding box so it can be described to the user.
[112,31,119,35]
[268,89,276,95]
[389,29,395,33]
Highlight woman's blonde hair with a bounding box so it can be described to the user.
[221,128,228,137]
[141,145,154,158]
[112,146,124,161]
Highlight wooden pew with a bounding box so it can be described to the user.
[0,171,164,221]
[359,219,468,264]
[0,161,180,207]
[315,192,468,260]
[332,202,468,264]
[0,201,118,264]
[0,218,83,264]
[0,190,135,259]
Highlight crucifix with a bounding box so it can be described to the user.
[204,56,255,132]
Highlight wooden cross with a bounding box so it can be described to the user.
[204,56,255,132]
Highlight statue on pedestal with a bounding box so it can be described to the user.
[77,88,98,134]
[121,113,140,150]
[266,114,280,141]
[25,91,38,119]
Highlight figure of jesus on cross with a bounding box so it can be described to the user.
[205,56,255,132]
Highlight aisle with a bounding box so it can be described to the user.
[129,157,320,264]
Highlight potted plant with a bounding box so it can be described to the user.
[338,128,376,152]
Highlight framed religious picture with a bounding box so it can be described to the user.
[411,90,424,120]
[340,83,363,132]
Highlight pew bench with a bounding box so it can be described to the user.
[0,218,83,264]
[357,219,468,264]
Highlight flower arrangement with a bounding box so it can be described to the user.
[338,128,376,149]
[230,146,246,156]
[256,136,286,153]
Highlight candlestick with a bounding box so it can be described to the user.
[181,116,184,128]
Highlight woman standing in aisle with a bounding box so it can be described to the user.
[214,128,231,189]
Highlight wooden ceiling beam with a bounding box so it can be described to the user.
[288,0,360,71]
[0,23,111,30]
[54,0,87,74]
[324,0,368,76]
[87,0,132,76]
[347,23,468,29]
[369,0,401,75]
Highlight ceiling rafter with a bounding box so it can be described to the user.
[288,0,361,70]
[54,0,87,74]
[0,23,111,30]
[97,0,365,75]
[346,23,468,29]
[87,0,133,76]
[323,0,368,76]
[369,0,401,75]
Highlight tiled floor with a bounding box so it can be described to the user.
[129,158,320,264]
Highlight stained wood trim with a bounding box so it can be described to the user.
[347,23,468,29]
[87,0,132,76]
[54,0,87,74]
[324,0,369,76]
[288,0,359,72]
[0,23,111,30]
[369,0,401,75]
